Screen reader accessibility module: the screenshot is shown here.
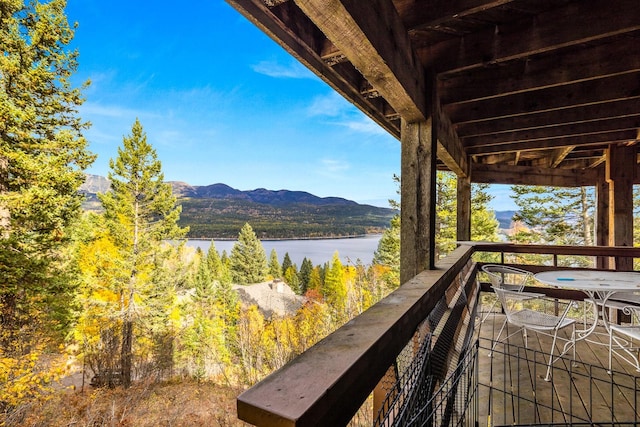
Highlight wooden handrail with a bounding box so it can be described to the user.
[458,241,640,258]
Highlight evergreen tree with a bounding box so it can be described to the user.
[97,118,187,388]
[471,183,500,243]
[298,257,313,295]
[436,172,458,258]
[194,253,214,303]
[281,252,293,275]
[212,274,240,360]
[230,223,268,285]
[284,266,300,294]
[510,185,594,266]
[268,248,282,279]
[206,241,223,278]
[0,0,94,345]
[436,171,500,259]
[372,215,400,289]
[307,266,323,293]
[323,252,347,315]
[184,253,217,379]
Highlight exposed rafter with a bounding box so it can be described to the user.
[294,0,467,175]
[228,0,640,186]
[418,0,640,74]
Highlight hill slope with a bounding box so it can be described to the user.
[80,175,396,239]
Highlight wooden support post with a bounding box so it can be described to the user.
[596,174,612,269]
[400,118,436,284]
[457,174,471,242]
[606,145,635,271]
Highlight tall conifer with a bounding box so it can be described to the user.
[0,0,94,344]
[229,223,267,285]
[99,118,187,387]
[268,248,282,279]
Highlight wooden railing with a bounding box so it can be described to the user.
[236,243,640,426]
[237,244,478,426]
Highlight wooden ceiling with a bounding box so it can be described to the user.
[226,0,640,187]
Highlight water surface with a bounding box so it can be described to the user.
[186,235,382,266]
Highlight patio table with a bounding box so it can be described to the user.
[534,270,640,342]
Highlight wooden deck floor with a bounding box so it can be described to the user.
[477,306,640,426]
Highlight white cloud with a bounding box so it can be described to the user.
[317,159,350,179]
[80,102,142,118]
[339,117,388,136]
[307,92,349,117]
[251,60,316,79]
[307,93,391,136]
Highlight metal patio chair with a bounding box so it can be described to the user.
[480,264,532,324]
[607,291,640,372]
[491,286,577,381]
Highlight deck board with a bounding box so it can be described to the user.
[477,306,640,425]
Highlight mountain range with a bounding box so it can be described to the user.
[79,175,397,239]
[80,175,517,238]
[169,181,361,207]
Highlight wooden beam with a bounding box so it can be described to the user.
[471,163,599,187]
[440,37,640,104]
[435,94,468,176]
[226,0,401,138]
[596,172,611,269]
[294,0,428,122]
[262,0,289,6]
[462,116,640,148]
[550,146,575,168]
[456,175,471,241]
[456,99,640,137]
[466,130,638,156]
[401,118,436,281]
[606,145,636,270]
[419,0,640,74]
[446,72,640,123]
[399,0,516,31]
[295,0,467,175]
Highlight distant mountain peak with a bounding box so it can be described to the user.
[80,174,362,207]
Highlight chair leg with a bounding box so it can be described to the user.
[480,299,498,324]
[609,329,613,374]
[488,318,508,357]
[609,333,640,373]
[544,331,560,382]
[489,320,524,358]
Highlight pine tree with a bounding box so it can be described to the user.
[194,253,214,303]
[323,252,347,316]
[206,241,223,278]
[284,265,300,294]
[268,248,282,279]
[435,171,500,259]
[436,172,458,258]
[510,185,594,266]
[307,266,323,293]
[298,257,313,295]
[281,252,293,275]
[372,215,400,289]
[230,223,268,285]
[0,0,95,345]
[98,118,187,387]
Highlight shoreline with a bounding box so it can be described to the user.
[187,234,380,242]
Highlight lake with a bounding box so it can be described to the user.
[186,234,383,266]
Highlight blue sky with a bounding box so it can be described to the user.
[64,0,517,211]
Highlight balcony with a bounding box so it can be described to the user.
[237,243,640,426]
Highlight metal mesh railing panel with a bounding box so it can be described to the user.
[373,336,479,427]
